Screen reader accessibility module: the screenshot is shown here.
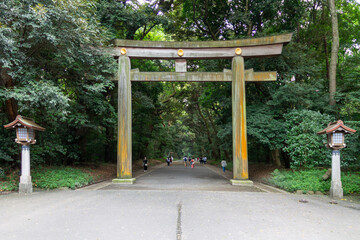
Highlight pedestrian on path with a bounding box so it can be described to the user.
[143,157,148,172]
[166,157,170,166]
[221,160,227,172]
[183,156,188,167]
[191,158,195,169]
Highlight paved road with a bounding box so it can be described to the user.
[0,162,359,240]
[100,161,262,192]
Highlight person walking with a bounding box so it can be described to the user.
[183,156,188,167]
[221,160,227,172]
[191,158,195,169]
[166,157,170,166]
[143,157,148,172]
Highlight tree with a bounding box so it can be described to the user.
[328,0,340,105]
[0,0,116,166]
[97,0,171,40]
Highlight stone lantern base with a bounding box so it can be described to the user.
[330,185,343,199]
[18,145,33,194]
[19,182,33,194]
[330,150,343,199]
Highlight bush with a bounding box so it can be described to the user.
[283,109,333,168]
[269,169,360,195]
[0,168,5,179]
[340,121,360,168]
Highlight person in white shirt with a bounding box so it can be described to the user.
[221,160,227,172]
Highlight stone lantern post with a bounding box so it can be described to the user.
[4,115,45,193]
[317,120,356,199]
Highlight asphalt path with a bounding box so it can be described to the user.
[0,162,359,240]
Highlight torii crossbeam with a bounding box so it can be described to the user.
[111,33,292,185]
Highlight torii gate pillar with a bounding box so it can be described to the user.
[231,56,251,185]
[113,56,135,184]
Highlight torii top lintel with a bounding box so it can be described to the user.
[112,33,292,59]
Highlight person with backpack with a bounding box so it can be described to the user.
[183,156,188,167]
[221,160,227,172]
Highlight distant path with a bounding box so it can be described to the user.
[98,161,263,192]
[82,161,284,193]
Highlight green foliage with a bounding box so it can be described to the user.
[0,168,4,179]
[0,167,94,191]
[283,109,333,168]
[32,167,93,189]
[0,0,116,167]
[1,0,360,171]
[0,125,19,166]
[269,169,360,195]
[97,0,171,40]
[0,181,18,191]
[339,121,360,167]
[247,104,286,150]
[0,173,19,191]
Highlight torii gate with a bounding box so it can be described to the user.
[111,33,292,185]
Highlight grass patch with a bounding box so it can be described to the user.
[0,166,94,191]
[32,167,93,190]
[269,169,360,195]
[0,173,18,191]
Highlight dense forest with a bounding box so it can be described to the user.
[1,0,360,171]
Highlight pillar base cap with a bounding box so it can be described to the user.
[330,187,343,199]
[230,179,253,186]
[19,183,33,194]
[112,178,136,184]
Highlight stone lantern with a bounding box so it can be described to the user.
[317,120,356,198]
[4,115,45,193]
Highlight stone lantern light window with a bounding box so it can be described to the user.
[17,127,28,140]
[332,132,343,145]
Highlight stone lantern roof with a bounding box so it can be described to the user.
[317,120,356,135]
[4,115,45,131]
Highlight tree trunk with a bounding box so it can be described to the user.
[328,0,339,106]
[281,150,291,169]
[105,126,115,163]
[1,67,18,121]
[271,149,281,167]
